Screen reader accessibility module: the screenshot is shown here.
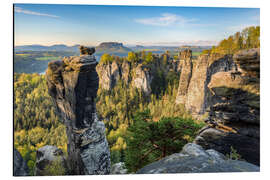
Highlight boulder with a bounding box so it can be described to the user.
[111,162,128,174]
[136,143,259,174]
[35,145,66,176]
[13,148,29,176]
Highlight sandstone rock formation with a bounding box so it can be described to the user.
[175,50,193,105]
[131,64,152,95]
[35,145,66,175]
[175,48,260,165]
[110,162,128,174]
[136,143,259,174]
[46,49,110,175]
[194,48,260,165]
[176,51,236,115]
[13,148,29,176]
[96,61,153,95]
[96,61,120,90]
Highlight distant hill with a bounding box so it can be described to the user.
[95,42,132,56]
[15,44,80,52]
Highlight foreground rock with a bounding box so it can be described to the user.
[35,145,66,175]
[136,143,259,174]
[13,148,29,176]
[110,162,128,174]
[46,48,110,175]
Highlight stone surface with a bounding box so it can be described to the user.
[13,148,29,176]
[136,143,259,174]
[179,48,260,165]
[96,61,120,90]
[176,52,236,115]
[131,64,152,95]
[111,162,128,174]
[175,50,193,105]
[35,145,66,175]
[46,49,110,175]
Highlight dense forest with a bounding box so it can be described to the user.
[203,26,260,54]
[14,26,259,175]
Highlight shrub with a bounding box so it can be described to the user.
[124,110,204,172]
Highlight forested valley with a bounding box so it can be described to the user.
[14,26,260,175]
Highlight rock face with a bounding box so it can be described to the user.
[175,48,260,165]
[131,64,152,95]
[13,148,29,176]
[35,145,66,175]
[175,50,193,105]
[136,143,259,174]
[96,61,153,95]
[176,51,236,115]
[96,61,120,90]
[194,48,260,165]
[46,51,110,175]
[110,162,128,174]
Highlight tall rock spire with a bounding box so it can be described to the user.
[45,46,110,175]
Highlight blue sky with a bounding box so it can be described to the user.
[14,4,260,46]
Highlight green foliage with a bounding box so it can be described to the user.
[210,26,260,54]
[14,73,67,175]
[226,146,242,161]
[124,110,204,172]
[99,53,113,64]
[127,52,139,63]
[144,52,154,64]
[43,157,66,176]
[14,73,61,130]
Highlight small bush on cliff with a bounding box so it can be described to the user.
[124,110,204,173]
[100,53,113,64]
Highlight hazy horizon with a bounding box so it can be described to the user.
[14,4,259,47]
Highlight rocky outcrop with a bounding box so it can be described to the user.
[194,48,260,165]
[110,162,128,174]
[96,61,120,90]
[131,64,152,95]
[46,51,110,175]
[96,61,153,95]
[35,146,66,175]
[176,51,236,115]
[136,143,259,174]
[175,48,260,165]
[121,61,131,84]
[13,148,29,176]
[175,50,193,104]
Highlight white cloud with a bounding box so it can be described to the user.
[135,13,196,26]
[14,7,59,18]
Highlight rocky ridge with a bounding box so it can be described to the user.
[136,143,259,174]
[46,51,110,175]
[175,48,260,165]
[96,53,179,95]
